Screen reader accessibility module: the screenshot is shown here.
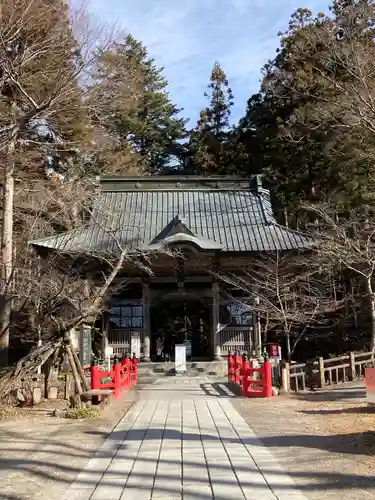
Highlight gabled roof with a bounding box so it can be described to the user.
[31,176,312,254]
[148,214,224,251]
[149,215,195,244]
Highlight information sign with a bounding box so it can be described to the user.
[175,344,186,374]
[131,332,141,359]
[80,325,92,366]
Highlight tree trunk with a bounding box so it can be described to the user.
[71,347,90,391]
[285,331,291,361]
[365,277,375,357]
[0,157,14,366]
[45,346,60,398]
[66,345,83,402]
[369,295,375,357]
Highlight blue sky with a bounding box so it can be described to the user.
[88,0,329,126]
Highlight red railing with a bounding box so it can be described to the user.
[91,354,138,399]
[228,352,273,398]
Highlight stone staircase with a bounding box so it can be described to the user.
[137,361,227,383]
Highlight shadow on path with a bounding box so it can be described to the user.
[85,425,375,457]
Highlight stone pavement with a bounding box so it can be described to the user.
[61,378,309,500]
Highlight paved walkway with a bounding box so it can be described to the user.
[62,378,308,500]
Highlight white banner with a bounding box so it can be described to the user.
[131,332,141,359]
[175,344,186,373]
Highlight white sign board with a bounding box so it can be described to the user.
[131,332,141,359]
[104,346,113,358]
[104,346,113,371]
[175,344,186,374]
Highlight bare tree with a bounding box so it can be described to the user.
[305,203,375,355]
[0,0,146,363]
[0,190,161,399]
[273,4,375,163]
[217,251,345,360]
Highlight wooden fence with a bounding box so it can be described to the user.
[281,351,373,392]
[217,327,252,355]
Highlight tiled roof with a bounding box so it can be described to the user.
[31,176,311,254]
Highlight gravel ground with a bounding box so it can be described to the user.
[233,381,375,500]
[0,393,135,500]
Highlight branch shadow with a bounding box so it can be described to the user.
[0,441,375,495]
[295,385,366,402]
[300,406,374,415]
[1,411,375,498]
[86,425,375,457]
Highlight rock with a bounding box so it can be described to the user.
[53,408,66,418]
[32,387,42,405]
[16,389,26,402]
[48,387,58,399]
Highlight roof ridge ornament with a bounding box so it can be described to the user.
[149,214,195,245]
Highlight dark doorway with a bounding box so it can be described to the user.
[150,297,211,361]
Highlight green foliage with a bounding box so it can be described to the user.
[94,35,187,173]
[234,1,375,225]
[188,61,235,174]
[65,407,101,419]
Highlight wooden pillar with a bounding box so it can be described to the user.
[142,282,151,361]
[101,312,109,356]
[253,288,262,357]
[212,281,221,360]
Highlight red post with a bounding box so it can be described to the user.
[263,361,273,398]
[113,357,121,398]
[242,354,250,396]
[125,356,131,389]
[233,352,240,385]
[228,351,233,382]
[91,359,100,390]
[233,352,238,385]
[132,354,138,385]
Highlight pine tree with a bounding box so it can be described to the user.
[188,61,234,174]
[95,35,187,173]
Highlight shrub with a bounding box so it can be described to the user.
[65,407,100,419]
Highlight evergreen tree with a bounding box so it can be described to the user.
[94,35,187,173]
[188,61,234,174]
[235,2,375,224]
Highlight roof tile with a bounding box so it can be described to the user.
[31,188,311,253]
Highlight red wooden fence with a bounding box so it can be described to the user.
[228,352,273,398]
[91,354,138,398]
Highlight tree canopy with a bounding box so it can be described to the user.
[94,35,187,173]
[234,2,375,224]
[187,61,235,174]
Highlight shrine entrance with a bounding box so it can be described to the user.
[150,296,211,361]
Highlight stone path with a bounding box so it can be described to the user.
[62,378,309,500]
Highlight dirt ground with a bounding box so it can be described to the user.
[233,381,375,500]
[0,381,374,500]
[0,392,135,500]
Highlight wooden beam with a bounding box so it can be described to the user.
[142,282,151,361]
[212,281,221,360]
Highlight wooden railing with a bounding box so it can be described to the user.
[217,326,252,355]
[108,328,144,356]
[282,351,373,392]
